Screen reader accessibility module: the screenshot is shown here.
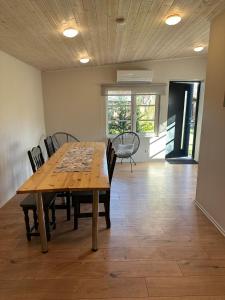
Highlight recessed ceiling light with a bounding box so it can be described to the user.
[194,46,204,52]
[165,15,182,26]
[80,58,90,64]
[63,28,78,38]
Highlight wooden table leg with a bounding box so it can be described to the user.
[92,190,99,251]
[35,192,48,253]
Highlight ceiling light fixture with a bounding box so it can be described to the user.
[80,58,90,64]
[63,28,78,38]
[194,46,204,52]
[165,14,182,25]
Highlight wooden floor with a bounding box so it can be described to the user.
[1,162,225,300]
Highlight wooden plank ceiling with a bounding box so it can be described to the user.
[0,0,224,70]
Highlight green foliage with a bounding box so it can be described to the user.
[108,100,131,134]
[136,105,154,133]
[108,96,131,134]
[108,95,155,135]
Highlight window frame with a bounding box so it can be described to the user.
[106,93,160,138]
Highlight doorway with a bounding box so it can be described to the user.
[166,81,201,162]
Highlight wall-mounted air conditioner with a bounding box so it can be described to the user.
[117,70,153,83]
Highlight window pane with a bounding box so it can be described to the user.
[108,105,131,121]
[136,95,156,105]
[107,95,132,134]
[136,120,155,133]
[107,93,158,135]
[108,120,132,135]
[108,95,131,106]
[136,105,155,120]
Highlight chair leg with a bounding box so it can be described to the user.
[23,209,31,241]
[104,203,111,228]
[44,208,51,241]
[104,193,111,229]
[78,201,80,214]
[33,208,38,231]
[130,156,136,165]
[51,205,56,230]
[74,200,79,230]
[66,195,71,221]
[130,157,133,172]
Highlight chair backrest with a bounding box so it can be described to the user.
[112,131,140,157]
[52,132,80,150]
[106,139,112,156]
[44,136,56,158]
[28,146,45,173]
[108,149,117,184]
[106,139,112,167]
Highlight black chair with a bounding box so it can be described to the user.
[28,145,45,172]
[106,139,112,168]
[20,146,56,241]
[30,144,71,221]
[20,193,55,241]
[44,136,55,158]
[73,149,117,229]
[52,132,80,150]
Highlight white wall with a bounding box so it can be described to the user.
[42,56,207,161]
[0,50,46,207]
[196,11,225,233]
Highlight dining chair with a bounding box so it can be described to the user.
[28,145,45,172]
[28,145,71,221]
[44,136,56,158]
[20,193,56,241]
[112,131,140,172]
[52,132,80,150]
[106,139,112,168]
[72,149,117,229]
[20,146,56,241]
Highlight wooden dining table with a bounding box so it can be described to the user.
[17,142,110,253]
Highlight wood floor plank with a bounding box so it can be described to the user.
[91,246,209,261]
[3,296,224,300]
[146,276,225,297]
[179,260,225,276]
[75,297,225,300]
[204,245,225,259]
[149,297,225,300]
[0,260,181,280]
[74,277,148,298]
[40,260,181,279]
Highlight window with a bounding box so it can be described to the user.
[106,91,160,136]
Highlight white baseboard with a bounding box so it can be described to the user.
[195,200,225,237]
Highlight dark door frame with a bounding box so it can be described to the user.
[167,80,201,159]
[191,82,201,158]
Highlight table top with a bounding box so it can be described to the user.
[17,142,110,194]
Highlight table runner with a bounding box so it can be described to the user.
[54,146,94,172]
